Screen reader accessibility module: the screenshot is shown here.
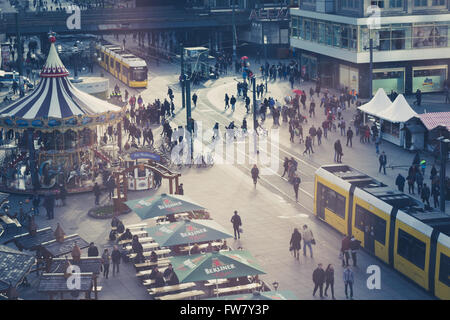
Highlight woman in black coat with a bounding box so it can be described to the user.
[324,264,335,299]
[290,228,302,260]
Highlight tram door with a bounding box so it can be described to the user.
[363,215,375,254]
[316,184,326,220]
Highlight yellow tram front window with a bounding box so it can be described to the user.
[397,229,426,270]
[317,183,346,218]
[130,67,147,82]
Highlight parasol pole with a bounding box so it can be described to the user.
[216,278,219,298]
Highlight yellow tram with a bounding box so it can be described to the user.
[95,42,148,88]
[314,164,450,300]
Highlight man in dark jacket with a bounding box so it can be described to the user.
[312,263,326,298]
[163,264,180,285]
[88,242,99,257]
[93,183,101,205]
[111,245,121,276]
[149,267,165,287]
[421,183,431,208]
[378,151,387,175]
[231,210,242,240]
[251,165,259,188]
[132,235,144,264]
[346,128,353,147]
[293,175,301,202]
[395,174,405,192]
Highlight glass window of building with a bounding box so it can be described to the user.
[291,17,298,38]
[413,24,434,48]
[333,25,342,47]
[350,27,358,50]
[312,21,318,42]
[432,0,445,5]
[318,23,326,44]
[305,20,311,41]
[413,66,448,93]
[373,68,405,94]
[389,0,403,7]
[326,24,333,45]
[298,17,304,39]
[379,28,391,51]
[414,0,428,6]
[341,26,349,48]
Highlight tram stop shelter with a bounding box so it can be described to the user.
[0,245,35,299]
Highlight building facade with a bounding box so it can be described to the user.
[290,0,450,97]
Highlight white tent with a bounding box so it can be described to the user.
[377,94,417,123]
[357,88,392,116]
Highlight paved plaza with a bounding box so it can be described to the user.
[5,33,446,300]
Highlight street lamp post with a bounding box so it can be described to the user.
[231,0,237,64]
[180,43,186,110]
[252,76,258,155]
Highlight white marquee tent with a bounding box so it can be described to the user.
[357,88,392,116]
[377,94,418,123]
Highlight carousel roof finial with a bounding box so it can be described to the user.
[40,32,69,78]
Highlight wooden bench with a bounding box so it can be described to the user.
[148,282,196,295]
[156,290,205,300]
[213,283,262,296]
[130,230,148,238]
[128,248,171,259]
[153,213,190,221]
[179,242,223,253]
[117,236,153,245]
[137,266,168,278]
[125,223,147,230]
[204,279,229,287]
[125,242,160,252]
[135,258,170,269]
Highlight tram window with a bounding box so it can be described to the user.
[130,68,147,81]
[439,253,450,286]
[110,57,114,67]
[116,61,120,71]
[397,229,426,270]
[355,205,386,245]
[101,52,104,61]
[318,183,346,218]
[122,66,128,77]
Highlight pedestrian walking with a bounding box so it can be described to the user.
[378,151,387,175]
[302,224,314,257]
[93,182,101,205]
[290,228,302,260]
[395,173,405,192]
[251,164,259,188]
[111,245,121,276]
[343,265,354,299]
[421,183,431,208]
[432,183,440,208]
[341,235,351,267]
[317,127,322,145]
[324,264,336,299]
[281,157,289,177]
[312,263,325,298]
[87,242,99,257]
[407,173,416,194]
[346,127,353,147]
[192,93,198,107]
[225,93,230,109]
[101,249,110,279]
[416,170,424,195]
[293,174,301,202]
[334,140,343,163]
[349,235,360,266]
[231,210,242,240]
[230,95,236,112]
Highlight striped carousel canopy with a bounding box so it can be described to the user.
[0,34,124,130]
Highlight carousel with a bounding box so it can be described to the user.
[0,34,125,194]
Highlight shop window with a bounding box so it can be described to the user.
[439,253,450,286]
[355,205,387,245]
[317,183,346,219]
[414,0,428,6]
[413,67,447,93]
[389,0,403,7]
[397,229,426,270]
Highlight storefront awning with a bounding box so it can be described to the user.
[417,112,450,131]
[357,88,392,117]
[377,94,417,123]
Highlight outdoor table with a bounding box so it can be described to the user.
[41,234,89,258]
[153,213,190,221]
[125,242,160,252]
[204,279,229,287]
[156,290,205,300]
[14,227,54,251]
[136,266,168,278]
[118,236,153,245]
[148,282,196,295]
[128,248,171,259]
[125,223,147,230]
[142,279,155,286]
[130,230,148,238]
[213,283,262,296]
[135,258,171,269]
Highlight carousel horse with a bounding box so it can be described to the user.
[38,160,58,189]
